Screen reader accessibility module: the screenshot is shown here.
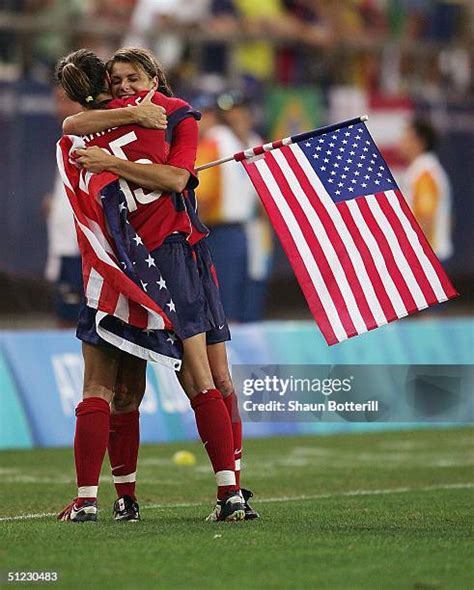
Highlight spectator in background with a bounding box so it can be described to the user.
[201,1,239,76]
[43,86,83,327]
[399,118,453,262]
[232,0,287,84]
[124,0,211,72]
[28,0,86,73]
[195,91,272,322]
[278,0,333,86]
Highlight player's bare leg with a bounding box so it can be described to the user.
[177,334,245,521]
[179,333,215,396]
[58,343,120,522]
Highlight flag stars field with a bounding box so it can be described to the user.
[145,254,156,268]
[157,277,167,290]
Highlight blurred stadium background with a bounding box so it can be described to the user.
[1,0,473,447]
[0,0,473,319]
[0,0,473,464]
[0,2,473,587]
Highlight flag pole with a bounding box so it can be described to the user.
[195,154,235,172]
[195,114,369,173]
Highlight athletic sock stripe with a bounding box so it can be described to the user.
[78,486,98,498]
[113,472,137,484]
[215,470,236,486]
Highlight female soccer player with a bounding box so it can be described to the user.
[55,48,255,523]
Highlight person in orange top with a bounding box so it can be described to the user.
[399,118,453,262]
[195,92,272,323]
[195,98,222,225]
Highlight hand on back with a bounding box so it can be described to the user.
[133,89,167,130]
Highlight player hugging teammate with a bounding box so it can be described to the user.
[55,47,258,523]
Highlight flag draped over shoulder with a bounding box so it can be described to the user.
[239,118,458,345]
[56,135,182,368]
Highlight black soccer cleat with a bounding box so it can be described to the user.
[205,491,246,522]
[58,499,97,522]
[240,488,260,520]
[113,495,140,522]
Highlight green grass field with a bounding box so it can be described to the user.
[1,427,473,590]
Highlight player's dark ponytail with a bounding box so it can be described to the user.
[55,49,108,108]
[107,47,174,97]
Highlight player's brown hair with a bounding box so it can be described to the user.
[55,49,108,108]
[107,47,174,97]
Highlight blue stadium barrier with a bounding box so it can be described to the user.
[0,353,33,449]
[0,318,472,449]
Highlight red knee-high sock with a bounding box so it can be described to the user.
[74,397,110,504]
[190,389,238,500]
[108,410,140,501]
[222,392,242,488]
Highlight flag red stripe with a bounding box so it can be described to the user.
[337,200,398,323]
[67,181,171,328]
[265,153,358,337]
[59,139,173,331]
[356,196,418,313]
[281,148,378,332]
[395,190,458,300]
[98,283,119,318]
[243,160,338,345]
[128,302,148,327]
[377,192,438,305]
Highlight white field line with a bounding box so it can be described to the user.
[0,482,472,523]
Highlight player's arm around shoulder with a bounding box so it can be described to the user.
[63,90,167,135]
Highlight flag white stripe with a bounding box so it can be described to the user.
[345,200,408,317]
[56,145,73,190]
[387,191,448,302]
[115,293,129,323]
[367,194,428,309]
[95,311,181,369]
[286,145,388,327]
[255,159,347,342]
[144,306,166,330]
[79,169,94,194]
[272,149,368,334]
[85,267,104,305]
[76,219,121,269]
[83,216,116,257]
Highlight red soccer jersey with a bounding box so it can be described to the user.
[82,91,199,251]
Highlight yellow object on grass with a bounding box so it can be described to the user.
[172,450,197,466]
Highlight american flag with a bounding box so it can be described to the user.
[239,117,458,345]
[56,135,182,368]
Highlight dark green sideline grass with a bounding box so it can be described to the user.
[1,427,473,590]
